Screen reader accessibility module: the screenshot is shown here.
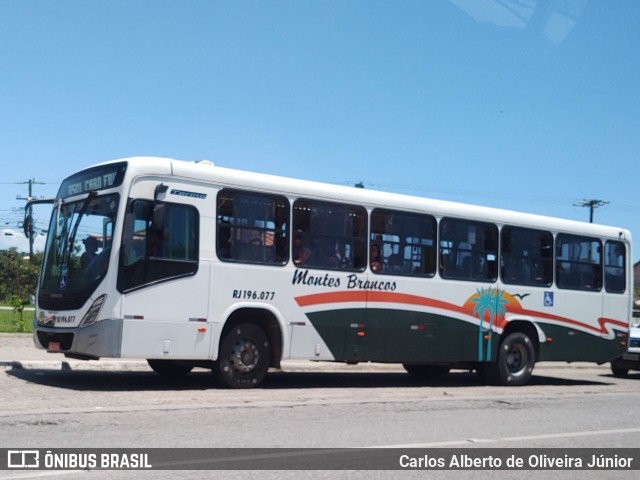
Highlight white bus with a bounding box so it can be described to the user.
[29,157,632,387]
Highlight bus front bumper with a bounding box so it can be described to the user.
[33,319,124,359]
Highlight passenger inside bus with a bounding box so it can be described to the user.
[318,239,342,268]
[217,224,232,259]
[386,253,404,274]
[293,231,312,265]
[370,244,382,272]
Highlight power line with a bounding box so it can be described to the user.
[573,199,609,223]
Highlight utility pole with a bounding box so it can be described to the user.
[573,199,609,223]
[16,179,45,259]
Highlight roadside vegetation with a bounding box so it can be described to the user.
[0,248,41,333]
[0,308,34,333]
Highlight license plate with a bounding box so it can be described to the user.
[47,341,61,353]
[623,353,639,361]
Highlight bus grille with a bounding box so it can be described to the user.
[37,332,74,350]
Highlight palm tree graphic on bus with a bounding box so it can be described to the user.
[470,287,509,325]
[468,287,510,361]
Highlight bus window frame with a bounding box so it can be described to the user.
[292,198,367,272]
[216,188,290,266]
[555,233,603,292]
[439,217,499,283]
[604,239,626,294]
[118,198,200,293]
[370,208,437,277]
[500,226,553,287]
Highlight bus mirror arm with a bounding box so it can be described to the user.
[22,197,55,239]
[154,183,168,201]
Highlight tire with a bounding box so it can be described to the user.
[147,359,193,378]
[213,323,270,388]
[610,359,629,378]
[480,332,536,386]
[403,364,450,381]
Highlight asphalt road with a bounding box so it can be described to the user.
[1,334,640,480]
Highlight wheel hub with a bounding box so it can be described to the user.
[230,339,259,373]
[506,344,526,373]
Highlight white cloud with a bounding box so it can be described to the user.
[0,229,46,254]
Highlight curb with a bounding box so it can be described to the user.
[0,359,609,373]
[0,360,406,373]
[0,360,151,372]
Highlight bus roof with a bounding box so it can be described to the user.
[87,156,631,242]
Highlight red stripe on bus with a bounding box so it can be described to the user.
[295,291,467,315]
[295,291,368,307]
[508,305,627,335]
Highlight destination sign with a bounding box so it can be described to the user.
[58,162,127,199]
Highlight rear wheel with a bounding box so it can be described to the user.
[610,359,629,377]
[480,332,535,386]
[213,323,270,388]
[403,364,450,381]
[147,359,193,378]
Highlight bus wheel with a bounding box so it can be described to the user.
[610,359,629,377]
[480,332,535,386]
[213,323,270,389]
[147,359,193,378]
[403,364,450,381]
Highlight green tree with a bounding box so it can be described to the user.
[0,248,42,304]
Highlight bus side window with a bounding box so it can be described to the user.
[293,199,367,272]
[556,234,602,291]
[439,218,497,282]
[118,200,199,292]
[123,200,151,266]
[604,240,626,293]
[216,189,289,266]
[370,209,436,277]
[501,226,553,287]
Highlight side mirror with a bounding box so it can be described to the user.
[23,198,55,239]
[23,214,33,239]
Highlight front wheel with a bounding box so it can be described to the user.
[480,332,536,386]
[213,323,270,388]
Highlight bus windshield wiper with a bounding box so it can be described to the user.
[66,191,98,263]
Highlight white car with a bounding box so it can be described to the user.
[611,320,640,377]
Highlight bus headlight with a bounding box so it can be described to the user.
[80,295,107,327]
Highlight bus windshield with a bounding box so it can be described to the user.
[40,193,119,298]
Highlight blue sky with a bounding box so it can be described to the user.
[1,0,639,260]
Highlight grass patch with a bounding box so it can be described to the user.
[0,308,34,333]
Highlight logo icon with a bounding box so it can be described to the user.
[544,291,554,307]
[8,450,40,469]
